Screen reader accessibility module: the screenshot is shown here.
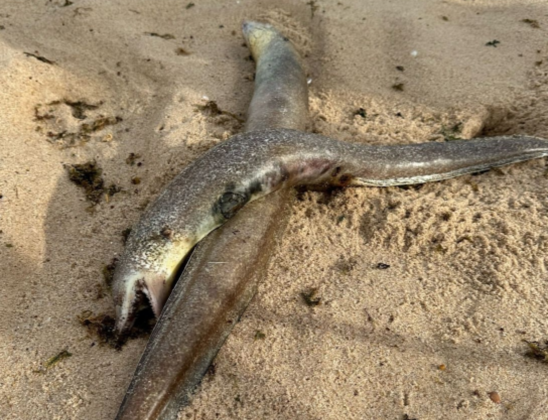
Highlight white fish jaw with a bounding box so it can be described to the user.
[114,269,168,334]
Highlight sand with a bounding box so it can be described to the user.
[1,0,548,419]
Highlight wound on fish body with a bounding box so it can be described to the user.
[214,191,250,220]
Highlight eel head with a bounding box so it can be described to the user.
[242,20,281,62]
[112,239,195,336]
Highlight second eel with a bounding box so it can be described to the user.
[113,21,548,419]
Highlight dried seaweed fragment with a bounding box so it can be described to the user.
[66,161,104,203]
[524,340,548,362]
[103,258,118,288]
[80,116,123,134]
[65,161,121,205]
[125,153,142,166]
[63,100,99,120]
[306,0,318,18]
[24,52,55,65]
[43,349,72,370]
[121,228,132,244]
[440,122,463,142]
[78,309,155,348]
[175,47,190,56]
[194,100,245,123]
[34,103,56,121]
[301,287,321,307]
[145,32,175,40]
[36,99,122,148]
[78,311,118,347]
[522,19,540,29]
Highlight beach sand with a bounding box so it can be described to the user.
[2,0,548,419]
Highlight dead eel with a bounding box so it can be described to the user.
[113,21,548,420]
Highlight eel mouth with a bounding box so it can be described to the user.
[241,20,278,61]
[113,242,197,336]
[114,270,171,336]
[241,20,270,39]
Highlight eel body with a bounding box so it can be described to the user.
[112,20,548,420]
[115,21,308,419]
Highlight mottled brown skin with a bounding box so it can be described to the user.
[113,21,548,420]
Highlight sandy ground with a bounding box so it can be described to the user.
[2,0,548,419]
